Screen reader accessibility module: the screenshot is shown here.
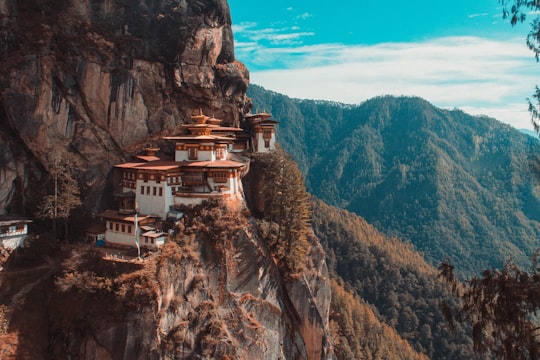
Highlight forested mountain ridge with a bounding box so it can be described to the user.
[248,84,540,276]
[312,199,481,359]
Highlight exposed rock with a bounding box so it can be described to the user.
[0,0,250,212]
[4,203,333,359]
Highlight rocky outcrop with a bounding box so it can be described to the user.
[0,0,250,212]
[7,204,333,359]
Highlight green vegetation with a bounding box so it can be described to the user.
[250,146,311,277]
[330,279,429,360]
[500,0,540,132]
[249,85,540,277]
[311,198,483,359]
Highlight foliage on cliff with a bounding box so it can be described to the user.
[249,146,311,277]
[248,84,540,277]
[311,198,483,359]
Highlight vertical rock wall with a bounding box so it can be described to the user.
[0,0,250,212]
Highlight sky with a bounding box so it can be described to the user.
[229,0,538,130]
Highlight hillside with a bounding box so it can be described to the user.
[248,84,540,276]
[0,201,333,359]
[312,199,481,359]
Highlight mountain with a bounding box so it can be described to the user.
[312,198,482,359]
[248,84,540,276]
[0,2,335,359]
[520,128,538,138]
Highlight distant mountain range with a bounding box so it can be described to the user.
[248,84,540,276]
[520,128,538,138]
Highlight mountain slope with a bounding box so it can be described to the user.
[312,199,481,359]
[248,85,540,276]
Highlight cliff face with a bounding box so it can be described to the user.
[0,0,250,213]
[2,203,332,359]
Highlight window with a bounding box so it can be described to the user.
[153,187,157,196]
[128,225,132,234]
[109,222,113,230]
[213,171,228,183]
[216,148,225,159]
[115,223,119,231]
[188,147,198,160]
[146,186,150,195]
[140,186,144,195]
[121,224,126,233]
[159,187,163,196]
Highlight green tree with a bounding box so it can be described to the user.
[259,146,311,276]
[500,0,540,131]
[439,258,540,360]
[37,147,82,241]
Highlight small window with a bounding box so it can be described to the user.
[109,222,113,230]
[128,225,132,233]
[140,186,144,195]
[146,186,150,194]
[153,187,157,196]
[121,224,126,233]
[188,147,198,160]
[115,223,119,231]
[213,172,228,183]
[159,188,163,196]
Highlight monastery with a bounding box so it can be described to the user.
[96,110,278,251]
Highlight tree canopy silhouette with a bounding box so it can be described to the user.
[439,258,540,360]
[500,0,540,131]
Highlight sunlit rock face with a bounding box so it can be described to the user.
[0,0,250,212]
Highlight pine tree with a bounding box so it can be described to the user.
[259,146,311,276]
[37,147,82,241]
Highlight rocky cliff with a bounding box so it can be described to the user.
[0,0,250,213]
[0,1,334,359]
[1,202,333,359]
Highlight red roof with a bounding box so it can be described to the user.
[115,162,145,169]
[136,155,161,162]
[164,135,233,142]
[134,160,181,171]
[98,210,155,223]
[180,160,245,169]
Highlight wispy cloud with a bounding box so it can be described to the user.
[468,13,489,19]
[235,36,537,130]
[233,21,314,47]
[297,12,312,20]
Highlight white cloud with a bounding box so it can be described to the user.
[233,21,314,46]
[235,36,538,130]
[297,12,312,20]
[468,13,489,18]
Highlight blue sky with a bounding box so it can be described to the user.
[229,0,538,130]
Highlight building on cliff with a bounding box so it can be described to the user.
[0,215,32,250]
[95,110,278,249]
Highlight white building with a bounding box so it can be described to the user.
[99,109,278,249]
[98,209,164,250]
[0,215,31,250]
[245,112,279,153]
